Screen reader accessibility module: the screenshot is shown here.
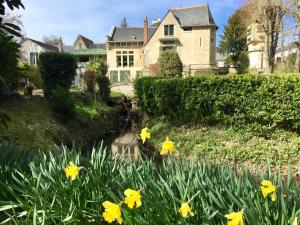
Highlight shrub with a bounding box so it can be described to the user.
[49,86,75,119]
[18,62,43,89]
[0,36,20,97]
[84,71,97,95]
[39,52,77,97]
[135,74,300,132]
[24,83,34,96]
[0,146,299,225]
[237,51,249,74]
[157,51,183,77]
[86,58,108,76]
[96,75,110,103]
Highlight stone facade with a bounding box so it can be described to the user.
[106,4,217,84]
[247,23,267,72]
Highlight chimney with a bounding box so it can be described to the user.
[144,16,148,45]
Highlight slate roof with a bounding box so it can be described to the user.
[109,27,157,42]
[171,5,216,28]
[77,35,94,48]
[24,38,59,51]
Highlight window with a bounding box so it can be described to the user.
[183,27,192,31]
[78,43,83,49]
[164,25,174,36]
[116,51,134,67]
[162,46,175,51]
[30,52,38,65]
[110,71,118,83]
[120,71,130,83]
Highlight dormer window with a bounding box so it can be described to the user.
[164,25,174,36]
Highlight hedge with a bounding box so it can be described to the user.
[134,74,300,132]
[39,52,77,97]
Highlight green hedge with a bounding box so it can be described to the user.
[134,74,300,132]
[39,52,77,97]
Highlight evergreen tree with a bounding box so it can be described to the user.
[120,17,128,28]
[218,9,247,67]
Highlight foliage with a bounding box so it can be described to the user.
[135,74,300,133]
[84,71,97,95]
[148,117,300,165]
[96,75,110,103]
[39,52,77,97]
[0,0,24,37]
[237,51,249,74]
[157,51,183,77]
[86,58,107,76]
[120,17,128,28]
[49,86,75,120]
[24,83,34,96]
[0,35,20,97]
[0,145,299,225]
[218,9,247,67]
[149,63,160,76]
[18,62,43,88]
[43,35,60,45]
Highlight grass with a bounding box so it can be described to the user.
[0,145,299,225]
[0,95,118,151]
[147,118,300,167]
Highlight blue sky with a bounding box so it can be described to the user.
[15,0,244,45]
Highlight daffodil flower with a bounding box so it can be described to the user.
[160,137,175,155]
[260,180,277,202]
[139,128,150,144]
[64,161,82,181]
[124,188,142,209]
[102,201,122,224]
[225,210,244,225]
[179,202,194,217]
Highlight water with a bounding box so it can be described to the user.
[110,131,140,160]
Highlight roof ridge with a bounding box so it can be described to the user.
[170,4,208,11]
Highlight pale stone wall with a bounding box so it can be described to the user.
[247,23,267,72]
[20,40,52,64]
[144,11,217,75]
[107,44,144,82]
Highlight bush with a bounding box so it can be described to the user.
[39,52,77,97]
[157,51,183,77]
[49,86,75,119]
[86,58,108,76]
[97,75,110,103]
[24,83,34,96]
[0,146,299,225]
[84,71,97,95]
[237,51,249,74]
[18,62,43,89]
[0,36,20,97]
[135,74,300,132]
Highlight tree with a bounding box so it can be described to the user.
[286,0,300,72]
[0,0,24,37]
[218,9,247,67]
[242,0,287,73]
[158,51,183,77]
[43,35,60,45]
[120,17,128,28]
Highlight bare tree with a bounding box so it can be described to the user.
[43,35,60,45]
[286,0,300,72]
[243,0,287,73]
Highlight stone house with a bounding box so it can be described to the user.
[19,38,59,65]
[106,4,217,84]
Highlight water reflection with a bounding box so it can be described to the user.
[111,132,139,160]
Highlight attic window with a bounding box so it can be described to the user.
[183,27,192,31]
[164,25,174,36]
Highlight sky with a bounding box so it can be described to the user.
[12,0,244,45]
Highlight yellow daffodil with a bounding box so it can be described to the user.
[292,217,298,225]
[160,137,175,155]
[102,201,122,224]
[225,210,244,225]
[260,180,277,202]
[179,202,194,217]
[64,161,81,181]
[124,188,142,209]
[140,128,150,144]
